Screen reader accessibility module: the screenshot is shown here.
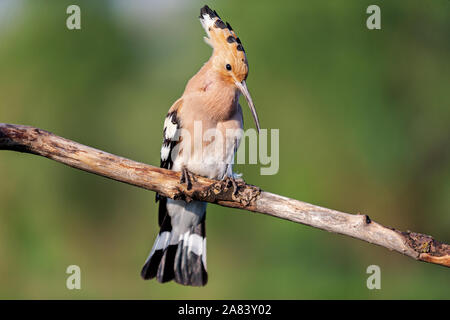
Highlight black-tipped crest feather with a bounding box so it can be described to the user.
[199,5,246,57]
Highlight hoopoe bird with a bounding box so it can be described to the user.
[141,5,260,286]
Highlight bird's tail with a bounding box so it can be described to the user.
[141,198,208,286]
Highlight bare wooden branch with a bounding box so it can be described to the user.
[0,123,449,268]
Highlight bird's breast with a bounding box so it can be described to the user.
[173,99,243,180]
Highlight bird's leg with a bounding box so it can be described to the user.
[180,166,195,190]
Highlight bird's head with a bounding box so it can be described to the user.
[199,5,260,132]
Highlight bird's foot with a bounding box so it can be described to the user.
[180,167,196,190]
[222,175,245,196]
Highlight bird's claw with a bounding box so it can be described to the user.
[222,176,245,196]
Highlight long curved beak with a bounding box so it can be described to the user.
[235,80,260,133]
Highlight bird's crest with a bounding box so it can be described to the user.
[199,5,247,65]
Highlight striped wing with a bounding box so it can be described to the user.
[156,103,182,227]
[160,110,180,170]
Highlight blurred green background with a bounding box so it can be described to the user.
[0,0,449,299]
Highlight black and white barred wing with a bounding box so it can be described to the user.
[156,104,181,225]
[160,110,181,171]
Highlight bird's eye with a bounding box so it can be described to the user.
[225,64,232,71]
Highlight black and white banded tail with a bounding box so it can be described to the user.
[141,197,208,286]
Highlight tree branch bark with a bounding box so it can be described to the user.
[0,123,448,268]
